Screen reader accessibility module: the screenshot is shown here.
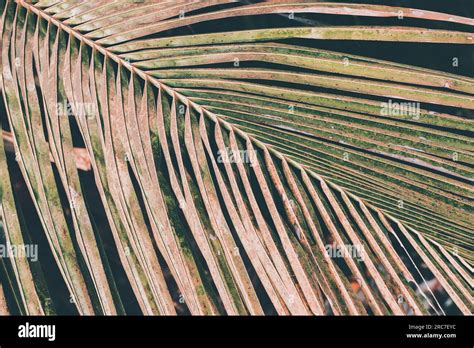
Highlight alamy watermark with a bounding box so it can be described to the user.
[0,242,38,262]
[216,147,257,165]
[56,101,95,119]
[380,100,420,119]
[325,243,365,262]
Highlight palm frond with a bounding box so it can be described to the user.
[0,0,472,315]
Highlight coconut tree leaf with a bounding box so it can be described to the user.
[0,0,472,316]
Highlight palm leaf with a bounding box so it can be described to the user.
[0,0,472,315]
